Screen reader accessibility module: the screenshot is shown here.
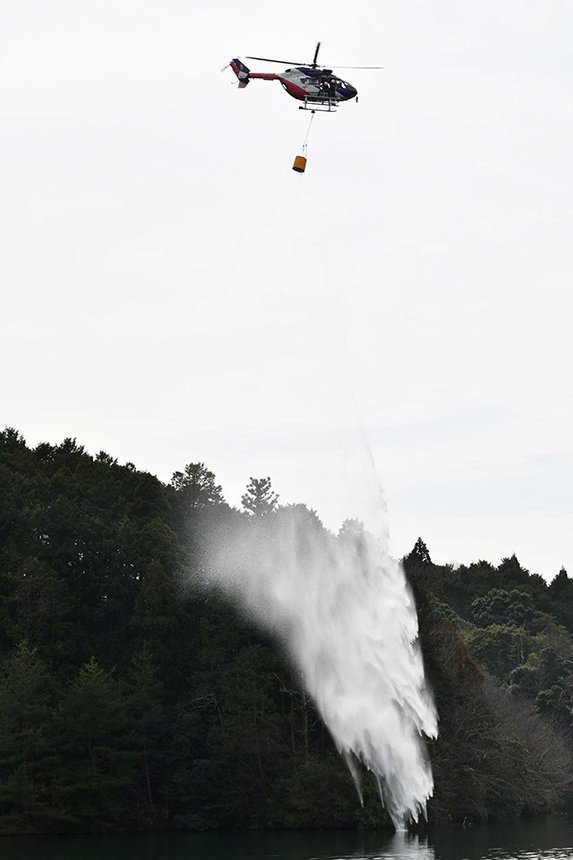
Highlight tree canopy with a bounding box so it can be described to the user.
[0,427,572,834]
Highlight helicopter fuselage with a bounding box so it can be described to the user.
[230,59,357,108]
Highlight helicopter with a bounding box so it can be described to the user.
[229,42,381,112]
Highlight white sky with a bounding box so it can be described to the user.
[2,1,572,580]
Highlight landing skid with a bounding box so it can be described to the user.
[298,98,338,113]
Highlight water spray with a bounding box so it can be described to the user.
[192,505,438,828]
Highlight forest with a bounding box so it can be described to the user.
[0,427,572,834]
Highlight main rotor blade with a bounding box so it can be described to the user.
[246,55,306,65]
[245,51,382,70]
[312,41,321,67]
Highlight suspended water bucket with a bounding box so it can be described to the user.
[292,154,307,173]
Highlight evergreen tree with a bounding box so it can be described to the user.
[130,560,180,683]
[171,463,225,508]
[55,658,134,826]
[406,537,432,566]
[549,568,573,631]
[241,477,279,517]
[122,646,166,823]
[0,642,62,833]
[338,518,365,540]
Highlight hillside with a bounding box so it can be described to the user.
[0,428,572,834]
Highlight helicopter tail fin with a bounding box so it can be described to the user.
[231,58,250,87]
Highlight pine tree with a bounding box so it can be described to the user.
[170,462,224,508]
[0,642,62,832]
[405,537,432,566]
[241,477,279,517]
[55,658,134,826]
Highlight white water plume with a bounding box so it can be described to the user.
[196,505,438,828]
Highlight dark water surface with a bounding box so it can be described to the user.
[2,819,573,860]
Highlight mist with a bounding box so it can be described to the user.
[192,504,438,828]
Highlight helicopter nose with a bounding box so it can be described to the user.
[342,84,357,100]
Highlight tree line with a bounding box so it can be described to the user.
[0,428,572,834]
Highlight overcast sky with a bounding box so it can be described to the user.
[2,1,572,579]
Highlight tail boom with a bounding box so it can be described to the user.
[230,59,282,88]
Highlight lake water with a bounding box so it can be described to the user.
[2,819,573,860]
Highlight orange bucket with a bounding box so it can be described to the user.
[292,155,307,173]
